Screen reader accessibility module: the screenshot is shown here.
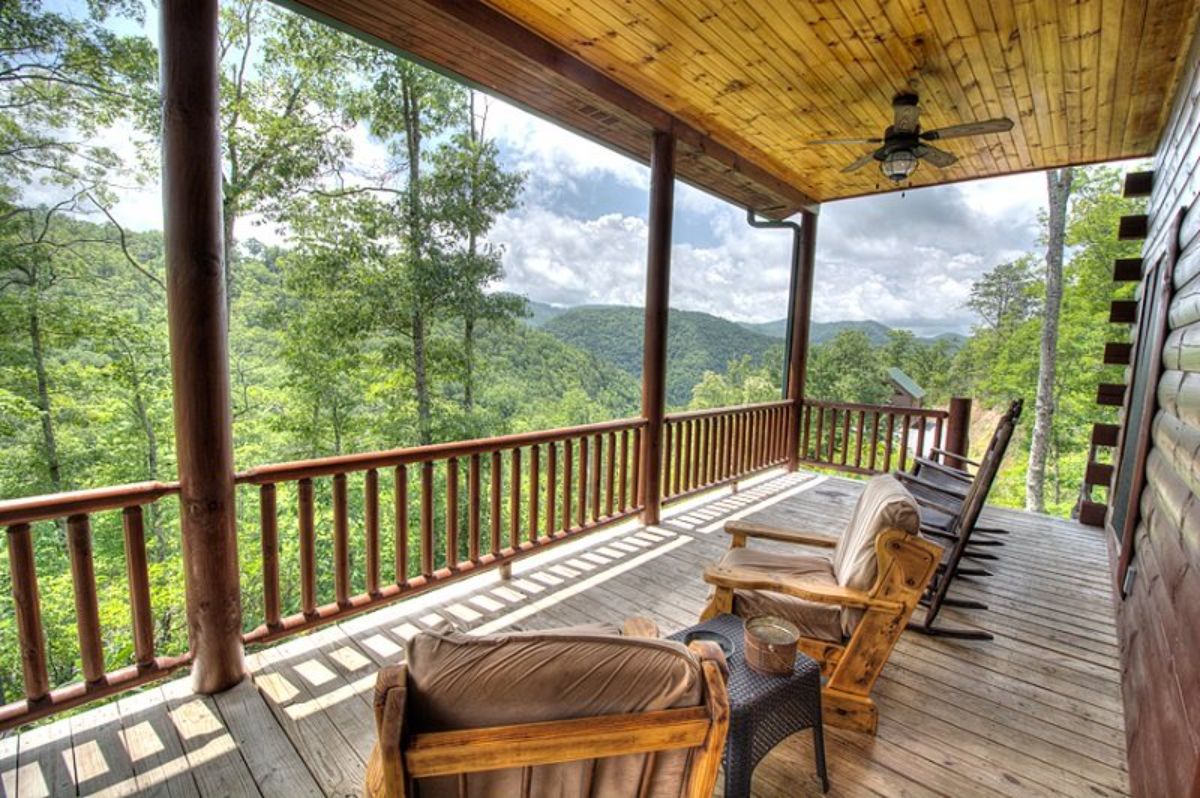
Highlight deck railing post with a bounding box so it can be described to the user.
[786,211,818,471]
[944,397,973,469]
[639,130,675,524]
[161,0,245,693]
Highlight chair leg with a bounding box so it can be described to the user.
[821,687,877,734]
[955,566,993,577]
[700,587,732,622]
[962,551,998,561]
[974,525,1010,535]
[937,596,988,610]
[965,537,1004,547]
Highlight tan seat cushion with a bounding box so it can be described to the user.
[404,627,702,797]
[722,547,843,644]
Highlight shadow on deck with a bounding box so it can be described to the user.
[0,471,1128,797]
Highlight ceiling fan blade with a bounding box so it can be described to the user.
[921,117,1014,140]
[915,143,958,168]
[809,137,882,146]
[841,150,878,173]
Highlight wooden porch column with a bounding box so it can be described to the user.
[639,130,675,525]
[161,0,246,693]
[943,397,972,469]
[786,211,818,471]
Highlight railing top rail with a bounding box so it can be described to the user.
[235,416,648,485]
[664,399,792,423]
[802,399,949,418]
[0,481,181,527]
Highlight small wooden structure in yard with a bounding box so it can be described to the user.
[886,367,925,409]
[3,1,1200,795]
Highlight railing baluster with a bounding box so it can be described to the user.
[578,435,589,525]
[66,514,104,684]
[509,448,521,549]
[683,420,694,492]
[122,506,157,663]
[563,438,574,531]
[546,443,558,536]
[813,406,825,463]
[661,422,672,500]
[854,412,866,469]
[468,454,481,561]
[395,465,408,584]
[869,413,880,472]
[529,445,540,543]
[826,408,837,462]
[672,420,683,496]
[933,416,945,456]
[365,469,380,596]
[619,430,629,511]
[257,487,280,630]
[420,461,434,576]
[916,415,928,461]
[605,432,616,517]
[7,523,49,702]
[298,478,316,615]
[801,403,812,460]
[899,414,911,471]
[694,419,705,486]
[490,451,502,554]
[446,458,459,569]
[591,434,602,521]
[884,413,896,472]
[631,427,642,508]
[333,473,350,605]
[840,409,851,466]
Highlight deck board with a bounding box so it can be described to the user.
[3,470,1129,796]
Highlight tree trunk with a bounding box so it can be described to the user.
[1025,167,1073,513]
[412,309,432,444]
[463,313,475,413]
[29,299,63,496]
[403,78,433,445]
[222,198,236,319]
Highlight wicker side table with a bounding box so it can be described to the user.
[669,613,828,796]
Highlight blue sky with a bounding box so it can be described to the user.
[81,1,1071,336]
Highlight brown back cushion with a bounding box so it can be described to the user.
[405,629,703,797]
[830,475,920,634]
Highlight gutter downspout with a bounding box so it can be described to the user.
[746,210,804,397]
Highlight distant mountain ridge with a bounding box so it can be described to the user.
[525,300,965,349]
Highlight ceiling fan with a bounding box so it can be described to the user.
[809,92,1014,183]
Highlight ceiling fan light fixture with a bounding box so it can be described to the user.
[881,148,918,182]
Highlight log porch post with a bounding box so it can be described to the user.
[161,0,246,693]
[943,397,972,469]
[639,130,675,524]
[786,211,818,471]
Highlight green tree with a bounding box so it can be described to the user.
[806,330,890,405]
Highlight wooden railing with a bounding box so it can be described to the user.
[0,397,965,729]
[234,417,646,645]
[797,400,949,475]
[0,482,192,728]
[662,400,792,503]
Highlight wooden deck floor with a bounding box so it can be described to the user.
[0,471,1129,797]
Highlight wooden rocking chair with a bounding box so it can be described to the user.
[365,620,730,798]
[700,475,942,735]
[895,403,1020,640]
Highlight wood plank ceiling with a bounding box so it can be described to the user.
[294,0,1200,210]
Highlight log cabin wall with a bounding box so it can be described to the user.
[1115,18,1200,797]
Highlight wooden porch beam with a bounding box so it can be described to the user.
[160,0,246,693]
[639,131,675,525]
[786,211,818,471]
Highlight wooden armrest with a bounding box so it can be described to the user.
[913,457,972,483]
[724,520,838,548]
[623,616,660,638]
[703,564,899,612]
[688,640,730,680]
[366,665,409,798]
[928,447,981,468]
